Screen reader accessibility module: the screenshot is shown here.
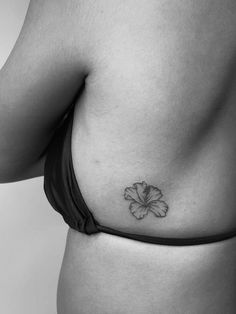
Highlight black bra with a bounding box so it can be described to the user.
[43,104,236,246]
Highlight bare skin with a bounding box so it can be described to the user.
[58,229,236,314]
[0,1,236,313]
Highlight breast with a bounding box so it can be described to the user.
[71,0,236,238]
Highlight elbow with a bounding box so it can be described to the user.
[0,156,45,183]
[0,165,27,183]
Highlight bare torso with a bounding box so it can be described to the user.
[57,1,236,313]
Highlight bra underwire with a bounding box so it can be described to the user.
[43,104,236,246]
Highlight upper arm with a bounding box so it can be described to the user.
[0,0,88,182]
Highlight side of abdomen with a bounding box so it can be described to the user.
[71,1,236,238]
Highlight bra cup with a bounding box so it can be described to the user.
[44,104,99,234]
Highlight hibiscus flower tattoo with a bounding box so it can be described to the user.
[124,181,168,220]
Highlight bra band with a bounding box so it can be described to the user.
[43,104,236,246]
[96,224,236,246]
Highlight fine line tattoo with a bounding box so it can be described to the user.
[124,181,169,220]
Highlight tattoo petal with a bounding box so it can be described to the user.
[129,202,149,219]
[124,187,142,204]
[145,185,162,203]
[133,181,147,203]
[148,200,168,217]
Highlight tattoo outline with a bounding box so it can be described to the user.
[124,181,168,220]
